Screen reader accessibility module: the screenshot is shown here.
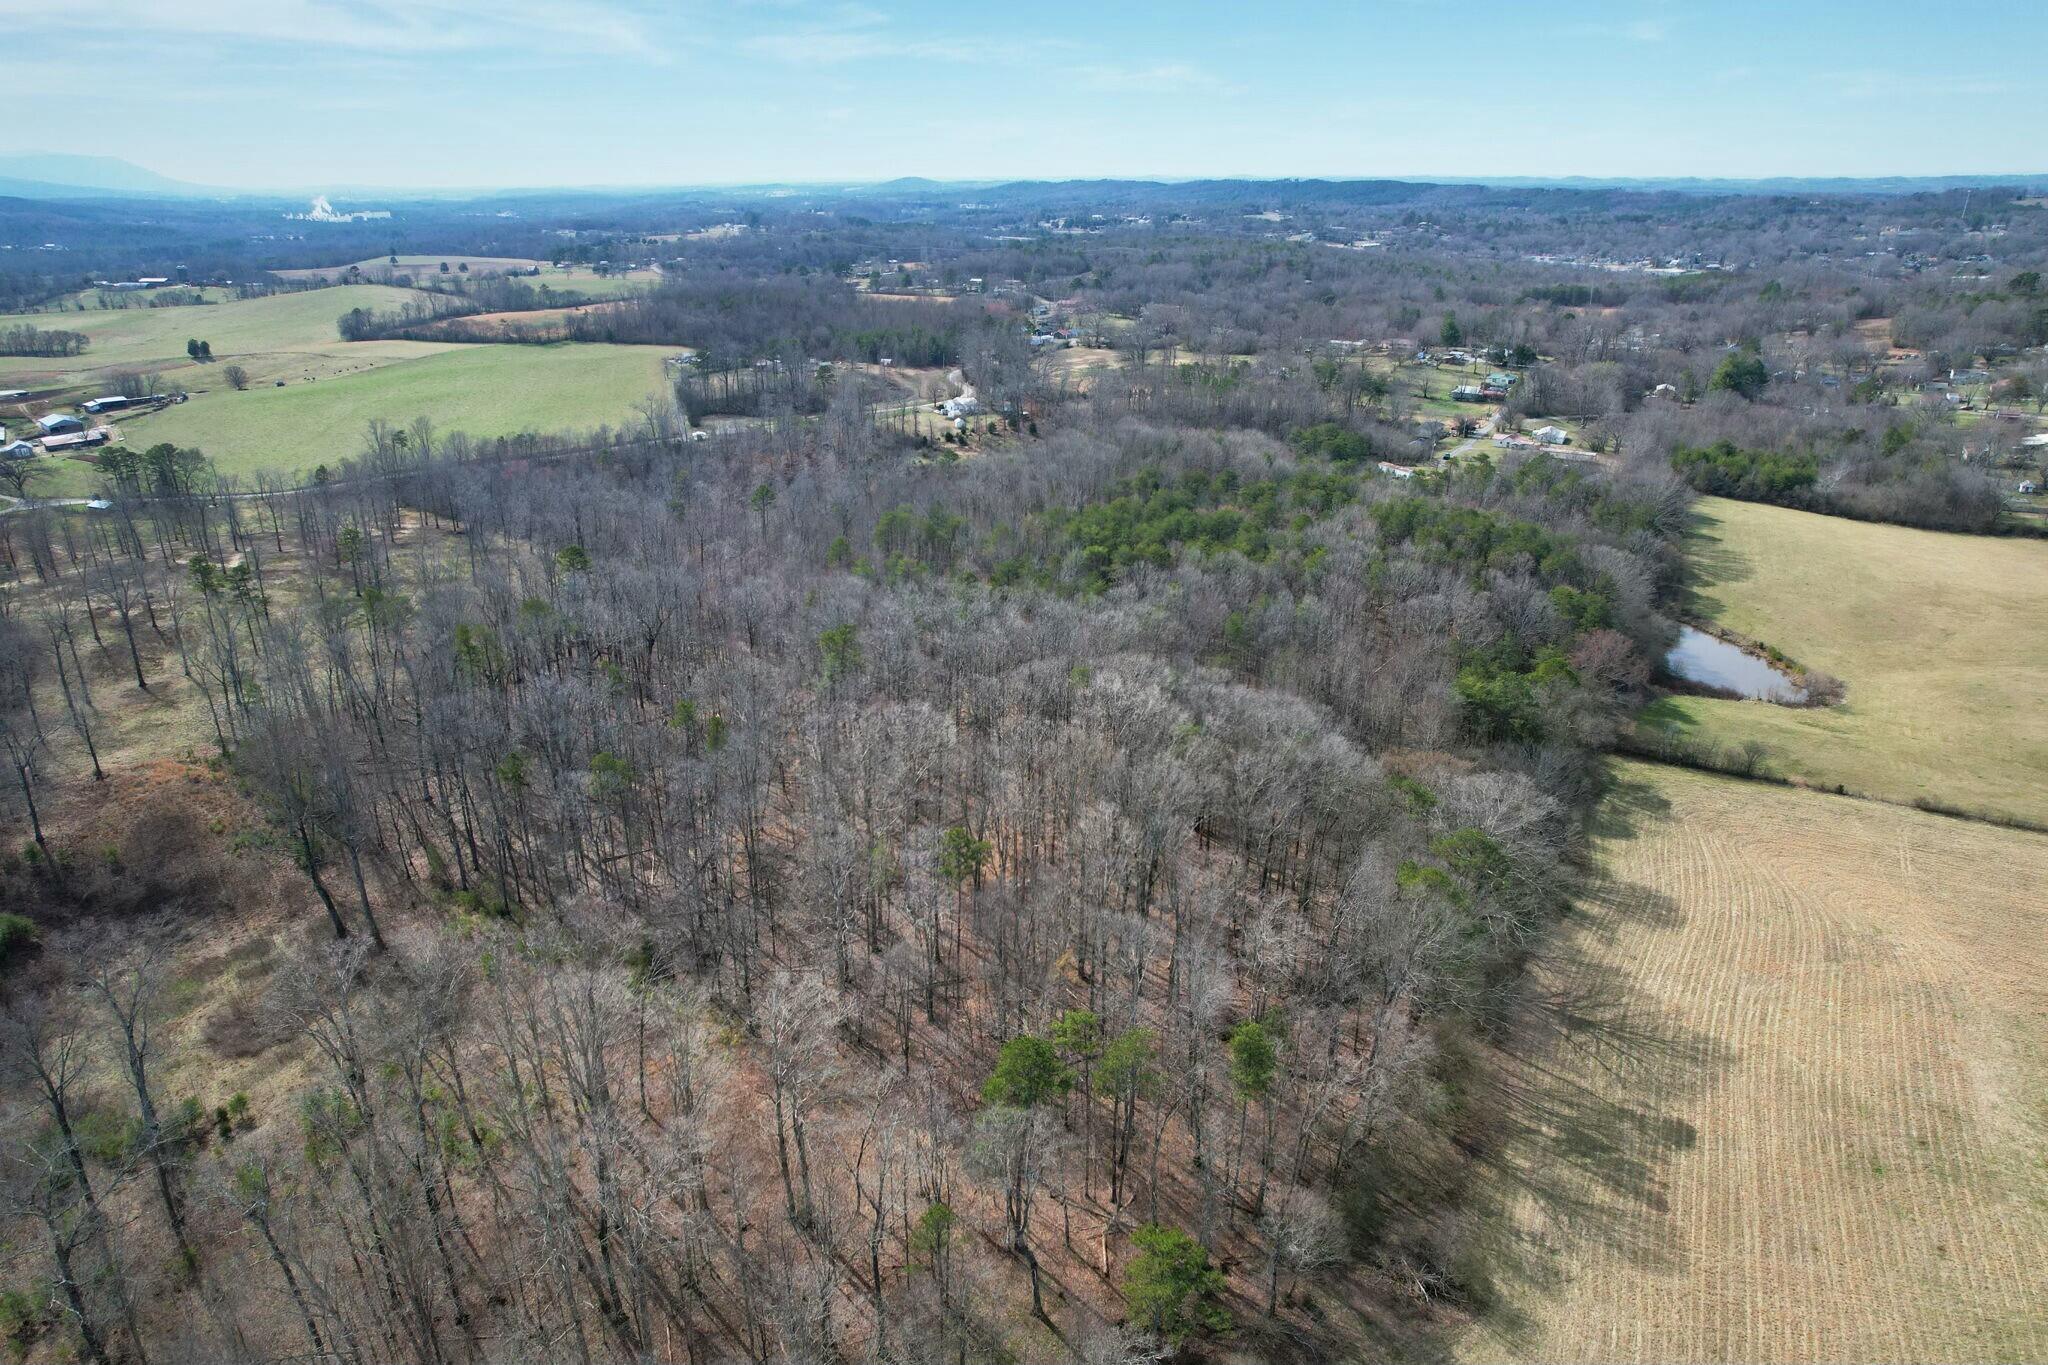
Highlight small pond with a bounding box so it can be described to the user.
[1664,626,1807,703]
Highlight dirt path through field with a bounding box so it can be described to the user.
[1459,762,2048,1363]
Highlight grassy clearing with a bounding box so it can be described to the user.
[33,285,243,311]
[543,265,663,297]
[269,258,659,296]
[1637,496,2048,826]
[82,342,674,480]
[1039,347,1125,397]
[1459,760,2048,1364]
[0,284,442,390]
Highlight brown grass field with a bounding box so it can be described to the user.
[1459,760,2048,1363]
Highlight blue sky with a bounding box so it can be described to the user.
[7,0,2045,190]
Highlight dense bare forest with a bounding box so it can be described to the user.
[0,385,1682,1361]
[1,176,2044,1363]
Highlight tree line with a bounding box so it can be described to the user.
[0,325,88,358]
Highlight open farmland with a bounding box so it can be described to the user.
[48,285,242,310]
[1635,496,2048,826]
[1460,760,2048,1364]
[2,284,682,488]
[90,342,673,478]
[269,254,549,282]
[0,284,454,393]
[269,257,660,296]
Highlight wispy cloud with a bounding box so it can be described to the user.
[1570,14,1672,44]
[0,0,665,57]
[1073,62,1243,96]
[744,27,949,63]
[742,7,1237,96]
[738,3,939,63]
[1816,69,2014,99]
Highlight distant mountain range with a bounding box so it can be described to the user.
[0,153,228,199]
[1444,173,2048,196]
[3,153,2045,205]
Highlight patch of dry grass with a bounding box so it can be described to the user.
[1460,760,2048,1363]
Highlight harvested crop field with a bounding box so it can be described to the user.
[1460,760,2048,1364]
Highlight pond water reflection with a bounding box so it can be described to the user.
[1664,626,1807,703]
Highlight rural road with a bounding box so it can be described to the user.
[0,493,97,516]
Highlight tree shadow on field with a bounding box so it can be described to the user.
[1587,765,1674,849]
[1590,768,1672,830]
[1673,506,1750,623]
[1418,857,1730,1359]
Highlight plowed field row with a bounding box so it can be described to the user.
[1460,762,2048,1363]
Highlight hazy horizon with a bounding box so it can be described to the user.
[15,153,2048,202]
[5,0,2045,191]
